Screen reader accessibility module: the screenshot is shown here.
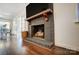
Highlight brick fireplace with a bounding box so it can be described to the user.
[26,3,54,48]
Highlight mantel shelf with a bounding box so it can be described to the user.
[26,8,53,21]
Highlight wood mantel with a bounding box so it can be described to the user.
[26,8,53,21]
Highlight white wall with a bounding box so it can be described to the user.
[54,3,79,51]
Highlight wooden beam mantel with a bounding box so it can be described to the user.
[26,8,53,21]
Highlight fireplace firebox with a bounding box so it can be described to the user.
[26,3,54,48]
[31,24,44,39]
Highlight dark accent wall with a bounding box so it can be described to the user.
[26,3,52,18]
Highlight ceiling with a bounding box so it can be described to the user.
[0,3,29,19]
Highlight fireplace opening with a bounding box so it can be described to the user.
[31,24,44,39]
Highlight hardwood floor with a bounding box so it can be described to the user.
[23,40,79,55]
[0,35,79,55]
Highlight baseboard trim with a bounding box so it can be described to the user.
[55,45,79,53]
